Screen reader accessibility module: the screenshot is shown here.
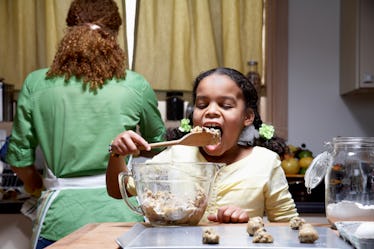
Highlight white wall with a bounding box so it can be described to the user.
[288,0,374,155]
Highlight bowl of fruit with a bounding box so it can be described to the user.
[281,143,314,176]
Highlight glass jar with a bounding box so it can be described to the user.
[246,60,261,95]
[305,137,374,225]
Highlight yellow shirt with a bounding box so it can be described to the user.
[131,145,298,222]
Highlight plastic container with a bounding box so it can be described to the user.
[305,137,374,225]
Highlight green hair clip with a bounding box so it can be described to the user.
[178,118,192,133]
[259,123,275,140]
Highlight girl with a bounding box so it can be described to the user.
[107,67,298,223]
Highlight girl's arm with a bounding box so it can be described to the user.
[265,161,299,221]
[106,130,153,198]
[106,155,126,199]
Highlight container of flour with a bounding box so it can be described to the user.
[305,137,374,225]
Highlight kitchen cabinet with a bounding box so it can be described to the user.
[340,0,374,95]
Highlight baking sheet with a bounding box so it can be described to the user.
[116,223,352,249]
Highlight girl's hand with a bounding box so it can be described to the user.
[207,205,249,223]
[110,130,151,156]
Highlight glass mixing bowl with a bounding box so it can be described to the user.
[119,161,223,226]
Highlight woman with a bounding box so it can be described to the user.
[5,0,165,248]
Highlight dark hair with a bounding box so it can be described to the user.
[46,0,126,89]
[192,67,287,158]
[66,0,122,34]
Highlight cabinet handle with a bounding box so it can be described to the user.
[362,73,373,84]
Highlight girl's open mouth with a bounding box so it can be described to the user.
[202,125,222,151]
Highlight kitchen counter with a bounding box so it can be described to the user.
[46,215,342,249]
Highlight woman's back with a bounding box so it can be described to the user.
[9,69,164,178]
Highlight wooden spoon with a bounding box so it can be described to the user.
[140,130,221,150]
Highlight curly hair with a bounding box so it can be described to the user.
[46,0,126,89]
[66,0,122,34]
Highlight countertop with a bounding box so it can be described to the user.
[46,215,336,249]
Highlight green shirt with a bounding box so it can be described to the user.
[6,68,166,240]
[6,68,165,176]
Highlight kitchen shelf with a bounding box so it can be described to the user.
[285,174,305,178]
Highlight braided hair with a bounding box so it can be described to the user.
[191,67,287,158]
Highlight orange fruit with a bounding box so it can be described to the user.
[281,158,300,174]
[299,156,314,168]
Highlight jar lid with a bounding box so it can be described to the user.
[304,151,332,193]
[332,137,374,147]
[247,60,258,66]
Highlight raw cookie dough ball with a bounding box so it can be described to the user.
[202,227,220,244]
[252,227,274,243]
[298,223,319,243]
[289,216,306,230]
[246,216,264,236]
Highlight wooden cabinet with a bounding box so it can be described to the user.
[340,0,374,95]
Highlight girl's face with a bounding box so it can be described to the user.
[193,73,253,158]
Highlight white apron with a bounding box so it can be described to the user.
[29,167,106,249]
